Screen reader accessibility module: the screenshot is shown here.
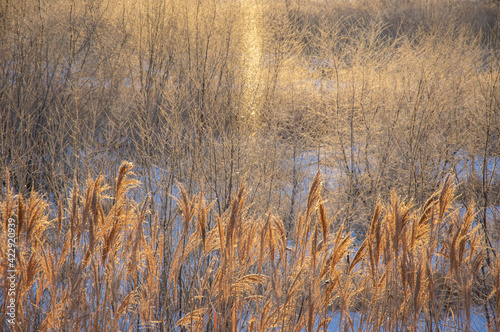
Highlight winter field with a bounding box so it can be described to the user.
[1,0,500,331]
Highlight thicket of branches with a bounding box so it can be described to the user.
[1,0,499,236]
[1,0,500,329]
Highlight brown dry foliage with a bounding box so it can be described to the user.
[1,162,498,331]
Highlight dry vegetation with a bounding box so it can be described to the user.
[1,0,500,330]
[1,162,499,331]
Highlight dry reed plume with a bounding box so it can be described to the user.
[1,162,499,331]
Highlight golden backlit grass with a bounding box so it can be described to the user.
[1,162,498,331]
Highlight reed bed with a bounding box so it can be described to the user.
[1,162,498,331]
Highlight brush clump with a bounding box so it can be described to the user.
[1,162,498,331]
